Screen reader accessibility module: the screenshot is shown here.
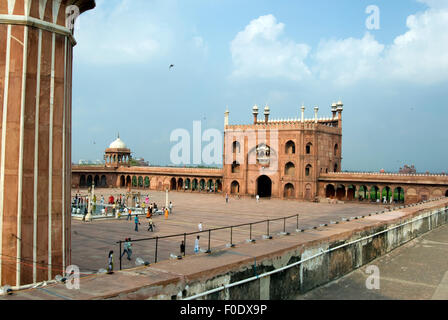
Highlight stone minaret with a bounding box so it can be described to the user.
[337,101,344,128]
[252,105,258,124]
[0,0,95,287]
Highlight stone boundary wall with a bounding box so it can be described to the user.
[179,200,448,300]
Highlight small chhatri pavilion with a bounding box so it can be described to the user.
[104,134,132,168]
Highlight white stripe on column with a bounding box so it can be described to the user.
[62,36,67,273]
[48,32,55,280]
[16,25,29,287]
[7,0,16,14]
[33,29,42,284]
[0,25,12,286]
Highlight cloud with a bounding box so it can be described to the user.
[314,33,384,85]
[74,0,174,65]
[231,5,448,86]
[230,14,311,81]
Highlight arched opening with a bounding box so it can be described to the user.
[126,176,131,188]
[170,178,177,190]
[94,175,100,187]
[305,184,312,200]
[132,176,138,188]
[347,185,356,201]
[336,185,346,200]
[285,141,295,154]
[138,176,143,188]
[382,186,392,203]
[284,183,295,199]
[231,161,241,173]
[306,143,312,155]
[192,179,198,191]
[144,177,150,189]
[257,175,272,198]
[326,184,335,198]
[185,179,191,190]
[80,175,86,187]
[394,187,405,203]
[177,178,183,190]
[207,179,213,191]
[446,190,448,197]
[199,179,206,191]
[359,185,368,200]
[334,144,339,156]
[216,180,222,192]
[334,163,338,172]
[232,141,241,153]
[370,186,380,202]
[305,164,312,177]
[87,175,93,187]
[100,175,107,187]
[285,162,295,176]
[120,175,125,187]
[231,181,240,194]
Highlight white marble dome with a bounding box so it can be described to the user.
[109,137,127,149]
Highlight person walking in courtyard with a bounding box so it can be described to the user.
[107,251,114,274]
[127,208,132,221]
[180,240,185,257]
[194,236,200,253]
[165,207,169,220]
[121,238,132,261]
[226,193,229,204]
[148,218,154,232]
[198,222,203,232]
[256,194,260,203]
[134,215,140,232]
[169,201,173,214]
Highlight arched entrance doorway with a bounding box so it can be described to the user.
[284,183,294,199]
[257,175,272,198]
[326,184,335,198]
[347,185,356,201]
[120,175,125,187]
[170,178,176,190]
[336,185,346,200]
[231,181,240,194]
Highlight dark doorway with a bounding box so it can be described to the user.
[257,175,272,198]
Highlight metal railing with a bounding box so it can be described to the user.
[116,214,300,270]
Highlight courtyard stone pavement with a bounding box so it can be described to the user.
[71,189,391,273]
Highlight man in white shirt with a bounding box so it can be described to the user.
[198,222,203,232]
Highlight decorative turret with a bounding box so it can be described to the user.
[337,101,344,128]
[252,105,259,124]
[331,102,337,119]
[264,105,270,124]
[314,106,319,124]
[105,134,131,168]
[301,104,305,123]
[224,108,230,127]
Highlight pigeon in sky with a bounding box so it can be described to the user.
[169,64,174,70]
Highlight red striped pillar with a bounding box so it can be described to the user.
[0,0,95,287]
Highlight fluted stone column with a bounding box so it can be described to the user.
[0,0,95,287]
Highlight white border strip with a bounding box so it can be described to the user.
[48,32,55,280]
[62,36,67,273]
[0,25,12,286]
[16,25,29,287]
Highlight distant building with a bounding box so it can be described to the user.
[399,165,416,174]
